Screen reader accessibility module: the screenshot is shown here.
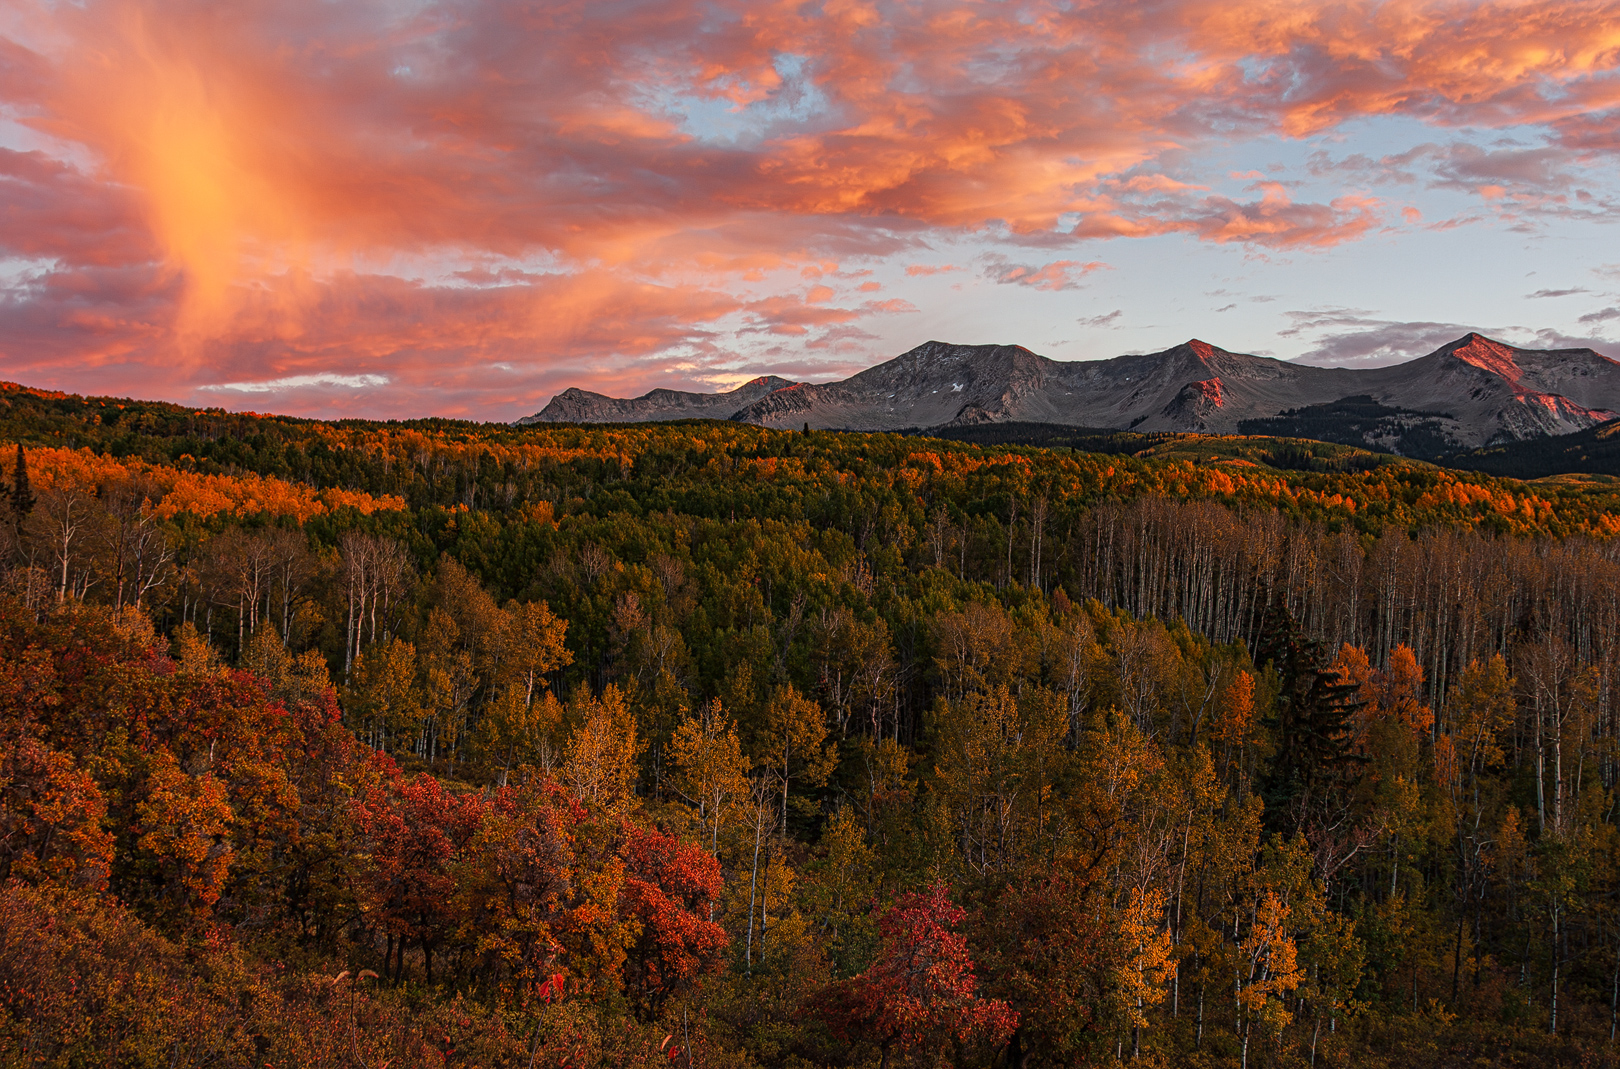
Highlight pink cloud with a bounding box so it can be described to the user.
[1072,185,1384,248]
[2,0,1618,414]
[983,258,1109,291]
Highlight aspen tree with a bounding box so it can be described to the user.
[562,685,641,813]
[346,638,423,752]
[667,699,749,856]
[756,683,834,831]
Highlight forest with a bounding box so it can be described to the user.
[2,380,1620,1067]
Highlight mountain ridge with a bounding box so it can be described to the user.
[519,333,1620,453]
[515,375,795,425]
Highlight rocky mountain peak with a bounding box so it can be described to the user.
[1441,333,1524,384]
[518,332,1620,451]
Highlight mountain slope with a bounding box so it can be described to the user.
[519,375,796,424]
[1442,417,1620,479]
[1357,334,1620,443]
[519,334,1620,451]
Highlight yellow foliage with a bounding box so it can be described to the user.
[563,685,642,813]
[668,699,750,851]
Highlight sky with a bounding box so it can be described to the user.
[3,1,1620,421]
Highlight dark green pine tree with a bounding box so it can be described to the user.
[8,443,33,522]
[1254,599,1366,835]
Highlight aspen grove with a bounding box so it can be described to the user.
[1,386,1619,1067]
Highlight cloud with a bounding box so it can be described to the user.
[0,262,758,418]
[1430,143,1576,196]
[905,264,962,277]
[1528,288,1589,298]
[1306,146,1434,186]
[1282,309,1619,366]
[1280,310,1482,366]
[198,373,391,393]
[1079,310,1124,328]
[1519,328,1619,354]
[0,149,157,267]
[1304,136,1620,228]
[1071,184,1385,248]
[6,0,1620,414]
[982,257,1108,291]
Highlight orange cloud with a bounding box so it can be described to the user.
[2,0,1618,414]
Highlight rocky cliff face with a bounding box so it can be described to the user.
[517,334,1620,451]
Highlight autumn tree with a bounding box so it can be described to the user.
[562,684,642,813]
[754,683,834,831]
[0,735,112,890]
[356,773,486,984]
[132,748,235,920]
[345,637,423,752]
[419,607,477,768]
[668,699,750,857]
[825,882,1017,1069]
[459,773,581,992]
[619,822,728,1017]
[497,599,572,704]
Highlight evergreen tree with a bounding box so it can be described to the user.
[7,443,32,521]
[1254,600,1365,834]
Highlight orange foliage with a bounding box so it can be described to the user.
[23,446,406,521]
[1333,643,1433,754]
[1214,670,1256,746]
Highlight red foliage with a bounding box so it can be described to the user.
[618,822,728,1013]
[356,773,488,983]
[0,601,374,928]
[825,882,1017,1065]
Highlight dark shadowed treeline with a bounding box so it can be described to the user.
[2,396,1620,1067]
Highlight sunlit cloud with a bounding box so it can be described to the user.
[1,0,1619,415]
[199,373,391,393]
[983,257,1108,291]
[1281,310,1486,366]
[1282,309,1619,366]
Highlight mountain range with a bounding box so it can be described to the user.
[519,333,1620,456]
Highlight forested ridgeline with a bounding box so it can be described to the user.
[1,394,1619,1067]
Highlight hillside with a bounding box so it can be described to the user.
[1442,416,1620,478]
[3,380,1620,1066]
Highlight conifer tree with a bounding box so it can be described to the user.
[8,444,32,521]
[1254,601,1366,835]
